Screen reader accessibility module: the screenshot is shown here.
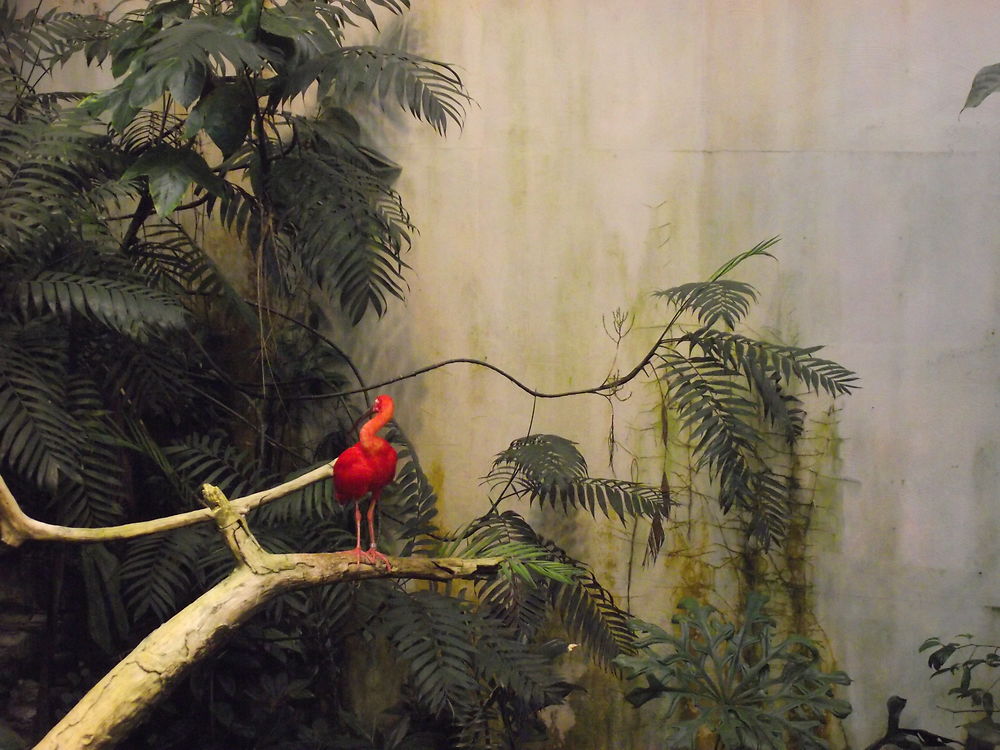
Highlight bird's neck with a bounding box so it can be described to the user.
[359,403,393,452]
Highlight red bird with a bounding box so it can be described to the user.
[333,394,398,567]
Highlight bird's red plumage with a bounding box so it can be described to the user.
[331,395,398,567]
[333,440,397,504]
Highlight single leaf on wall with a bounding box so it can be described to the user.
[964,63,1000,111]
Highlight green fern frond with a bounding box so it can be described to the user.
[654,279,758,330]
[297,47,468,134]
[254,519,353,556]
[459,512,553,638]
[79,543,130,653]
[206,179,260,238]
[122,526,212,623]
[54,375,125,528]
[477,572,550,640]
[468,511,632,667]
[269,148,412,322]
[472,613,564,712]
[485,541,581,586]
[116,108,186,154]
[707,236,781,281]
[0,3,111,71]
[681,328,859,398]
[133,220,229,296]
[489,434,588,493]
[658,350,758,474]
[550,569,635,671]
[459,513,581,584]
[164,433,265,503]
[489,434,664,522]
[0,117,103,258]
[658,349,790,529]
[0,328,81,489]
[19,270,188,338]
[103,335,196,417]
[382,429,438,555]
[535,477,665,523]
[740,467,791,548]
[249,462,337,526]
[380,589,480,720]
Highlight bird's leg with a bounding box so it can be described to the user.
[365,491,391,570]
[346,501,367,565]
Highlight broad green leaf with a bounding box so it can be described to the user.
[168,60,207,108]
[124,145,225,216]
[184,82,255,157]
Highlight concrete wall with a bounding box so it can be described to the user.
[28,0,1000,745]
[353,1,1000,746]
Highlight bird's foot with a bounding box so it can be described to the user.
[366,547,392,570]
[338,546,369,566]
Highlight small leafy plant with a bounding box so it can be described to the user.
[921,634,1000,718]
[614,593,851,750]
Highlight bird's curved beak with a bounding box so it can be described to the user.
[348,402,377,435]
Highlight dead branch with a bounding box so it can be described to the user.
[31,482,502,749]
[0,461,336,548]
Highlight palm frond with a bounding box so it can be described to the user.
[116,108,186,154]
[99,335,196,419]
[550,570,635,671]
[707,236,781,281]
[0,326,81,489]
[121,526,212,623]
[133,220,231,296]
[269,147,412,322]
[490,434,588,491]
[295,46,468,134]
[654,279,758,330]
[206,178,260,239]
[249,462,337,525]
[164,432,265,503]
[681,328,859,398]
[79,543,130,653]
[383,428,438,555]
[0,3,111,72]
[380,589,480,720]
[657,349,758,478]
[476,570,550,640]
[54,375,126,528]
[456,512,550,638]
[19,270,188,338]
[488,434,664,522]
[472,612,565,713]
[466,511,631,668]
[549,574,635,669]
[0,117,103,259]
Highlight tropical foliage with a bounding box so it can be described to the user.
[615,594,852,750]
[0,0,855,747]
[922,634,1000,718]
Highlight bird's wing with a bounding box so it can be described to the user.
[333,446,377,501]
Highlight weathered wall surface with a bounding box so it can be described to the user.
[26,0,1000,746]
[350,2,1000,746]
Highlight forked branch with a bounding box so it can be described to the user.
[22,480,501,749]
[0,461,336,548]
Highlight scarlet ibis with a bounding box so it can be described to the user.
[333,394,398,567]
